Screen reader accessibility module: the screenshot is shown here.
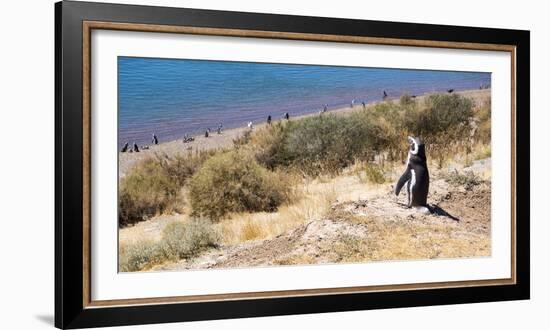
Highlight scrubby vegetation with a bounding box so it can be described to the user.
[119,218,219,272]
[246,93,482,174]
[161,218,220,259]
[118,239,165,272]
[119,151,214,226]
[120,92,489,227]
[442,170,483,190]
[119,157,183,227]
[119,91,492,270]
[188,150,294,220]
[250,115,380,175]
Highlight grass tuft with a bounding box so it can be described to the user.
[442,170,483,190]
[119,217,219,272]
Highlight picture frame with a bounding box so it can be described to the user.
[55,1,530,328]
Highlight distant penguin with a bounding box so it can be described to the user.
[447,89,454,93]
[323,104,328,112]
[247,121,254,129]
[267,115,272,125]
[351,99,356,108]
[395,136,430,209]
[217,123,223,134]
[284,112,290,120]
[121,142,129,152]
[362,101,366,109]
[133,142,140,153]
[152,133,158,145]
[383,90,388,99]
[204,130,209,138]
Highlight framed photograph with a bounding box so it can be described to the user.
[55,1,530,328]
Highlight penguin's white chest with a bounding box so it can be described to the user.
[408,169,416,205]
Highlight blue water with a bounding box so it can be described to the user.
[118,57,490,147]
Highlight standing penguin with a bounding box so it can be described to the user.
[395,136,430,210]
[152,133,158,145]
[121,142,129,152]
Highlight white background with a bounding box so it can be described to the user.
[0,0,546,329]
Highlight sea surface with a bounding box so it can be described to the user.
[118,57,490,147]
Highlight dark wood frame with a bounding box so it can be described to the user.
[55,0,530,328]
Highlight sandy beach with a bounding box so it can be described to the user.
[119,89,490,177]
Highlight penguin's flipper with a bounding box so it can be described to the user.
[395,169,411,196]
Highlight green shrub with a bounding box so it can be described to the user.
[252,122,288,170]
[119,218,219,272]
[119,158,182,227]
[161,218,220,259]
[188,150,293,220]
[119,240,166,272]
[422,93,473,138]
[443,170,482,190]
[157,152,214,186]
[350,104,405,161]
[284,115,363,174]
[253,114,378,175]
[401,94,475,167]
[119,151,214,227]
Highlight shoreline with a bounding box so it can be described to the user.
[119,88,490,177]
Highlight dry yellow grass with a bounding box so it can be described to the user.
[325,192,491,264]
[437,143,491,169]
[217,171,388,245]
[275,254,317,266]
[120,166,402,248]
[334,216,490,262]
[217,181,336,244]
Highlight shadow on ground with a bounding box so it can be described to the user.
[35,314,54,326]
[429,204,460,221]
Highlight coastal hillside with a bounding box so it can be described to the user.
[152,161,490,271]
[118,90,491,272]
[118,89,489,177]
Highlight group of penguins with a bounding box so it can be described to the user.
[120,134,159,153]
[121,87,463,153]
